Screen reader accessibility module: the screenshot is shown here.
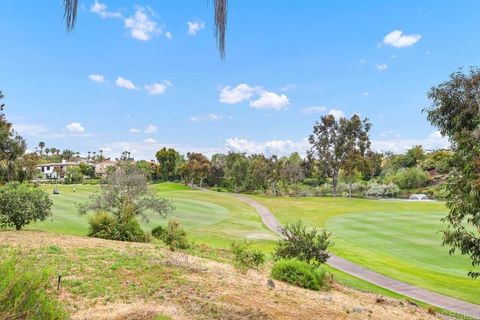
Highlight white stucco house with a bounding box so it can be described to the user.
[37,160,79,179]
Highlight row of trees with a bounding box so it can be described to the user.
[36,142,107,164]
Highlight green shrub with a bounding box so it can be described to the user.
[151,225,166,239]
[231,240,265,272]
[0,255,68,320]
[271,259,326,291]
[113,217,148,243]
[159,220,189,251]
[274,221,332,267]
[88,211,148,243]
[0,182,53,230]
[88,212,116,239]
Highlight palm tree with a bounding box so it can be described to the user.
[38,142,45,155]
[45,148,50,156]
[63,0,228,59]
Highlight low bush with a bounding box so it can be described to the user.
[154,220,189,251]
[88,212,148,243]
[271,259,326,291]
[365,182,400,198]
[274,221,332,267]
[151,224,165,239]
[231,240,265,272]
[88,212,116,239]
[0,255,68,320]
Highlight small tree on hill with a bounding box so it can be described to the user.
[0,182,53,230]
[79,163,174,241]
[274,221,332,268]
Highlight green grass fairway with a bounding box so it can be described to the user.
[252,196,480,304]
[30,183,276,249]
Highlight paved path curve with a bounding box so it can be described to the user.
[232,193,480,319]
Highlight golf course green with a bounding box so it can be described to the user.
[252,195,480,304]
[31,183,277,249]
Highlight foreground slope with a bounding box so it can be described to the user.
[0,231,442,320]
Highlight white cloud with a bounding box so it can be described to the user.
[129,128,141,133]
[90,1,122,18]
[219,83,289,111]
[144,124,157,133]
[66,122,85,133]
[144,80,172,95]
[88,74,106,83]
[382,30,421,48]
[301,106,327,114]
[360,59,366,63]
[124,7,160,41]
[250,91,289,110]
[328,109,345,119]
[375,63,388,71]
[226,137,308,157]
[187,20,205,35]
[362,92,369,96]
[115,76,137,90]
[144,138,158,143]
[189,113,223,122]
[219,83,257,104]
[13,123,48,136]
[165,31,172,39]
[429,130,443,139]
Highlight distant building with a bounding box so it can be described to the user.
[37,160,79,179]
[95,160,118,177]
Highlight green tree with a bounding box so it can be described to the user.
[0,182,53,230]
[225,152,248,193]
[65,166,83,184]
[0,91,27,183]
[209,153,226,187]
[184,152,211,188]
[244,154,272,192]
[38,142,45,155]
[155,147,180,181]
[79,163,95,178]
[309,114,371,196]
[136,160,157,181]
[425,67,480,278]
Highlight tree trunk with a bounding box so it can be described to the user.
[190,178,194,189]
[348,181,352,198]
[15,224,21,231]
[199,177,203,188]
[332,172,338,197]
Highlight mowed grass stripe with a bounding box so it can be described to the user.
[252,195,480,304]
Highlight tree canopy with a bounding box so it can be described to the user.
[425,67,480,278]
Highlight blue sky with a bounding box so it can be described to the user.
[1,1,478,160]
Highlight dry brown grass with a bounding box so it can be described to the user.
[0,231,442,320]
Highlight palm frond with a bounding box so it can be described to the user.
[64,0,78,31]
[214,0,228,60]
[62,0,228,58]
